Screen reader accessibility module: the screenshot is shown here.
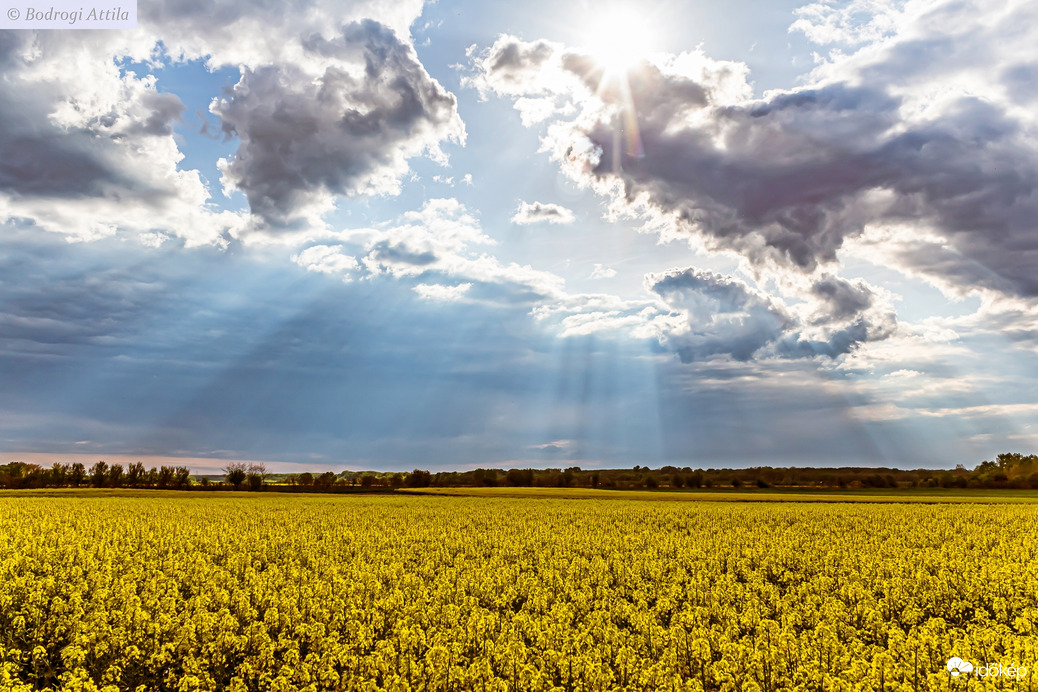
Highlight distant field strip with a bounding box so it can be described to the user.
[1,494,1036,691]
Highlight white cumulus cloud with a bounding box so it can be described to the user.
[511,201,576,225]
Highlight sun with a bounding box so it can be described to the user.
[579,5,651,169]
[584,6,654,74]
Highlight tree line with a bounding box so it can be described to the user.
[0,461,192,489]
[311,453,1038,491]
[3,452,1037,491]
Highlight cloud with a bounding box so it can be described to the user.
[0,0,463,244]
[357,197,493,278]
[646,268,895,362]
[413,283,472,301]
[466,37,569,98]
[292,245,360,280]
[293,198,567,307]
[647,268,794,362]
[529,439,575,455]
[214,20,464,232]
[511,201,576,225]
[140,0,426,67]
[789,0,904,46]
[589,264,616,279]
[469,2,1038,321]
[2,225,1028,470]
[0,30,242,246]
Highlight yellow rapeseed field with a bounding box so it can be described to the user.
[1,493,1035,691]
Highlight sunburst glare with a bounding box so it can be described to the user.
[583,6,650,172]
[584,6,653,74]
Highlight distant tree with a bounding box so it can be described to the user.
[50,462,68,487]
[436,471,461,487]
[246,463,266,491]
[472,468,494,487]
[672,474,685,488]
[174,467,191,488]
[315,471,336,489]
[69,462,86,486]
[296,472,314,487]
[997,452,1025,469]
[542,470,563,487]
[0,462,30,488]
[756,479,771,488]
[864,474,887,488]
[90,461,109,488]
[389,473,404,489]
[644,475,658,489]
[504,468,533,487]
[731,478,742,488]
[561,468,575,487]
[406,469,432,488]
[126,462,145,486]
[360,474,374,489]
[224,462,248,489]
[107,464,124,488]
[157,466,176,488]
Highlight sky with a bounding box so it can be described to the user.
[1,0,1036,473]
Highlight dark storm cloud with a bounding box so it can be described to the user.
[213,20,463,229]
